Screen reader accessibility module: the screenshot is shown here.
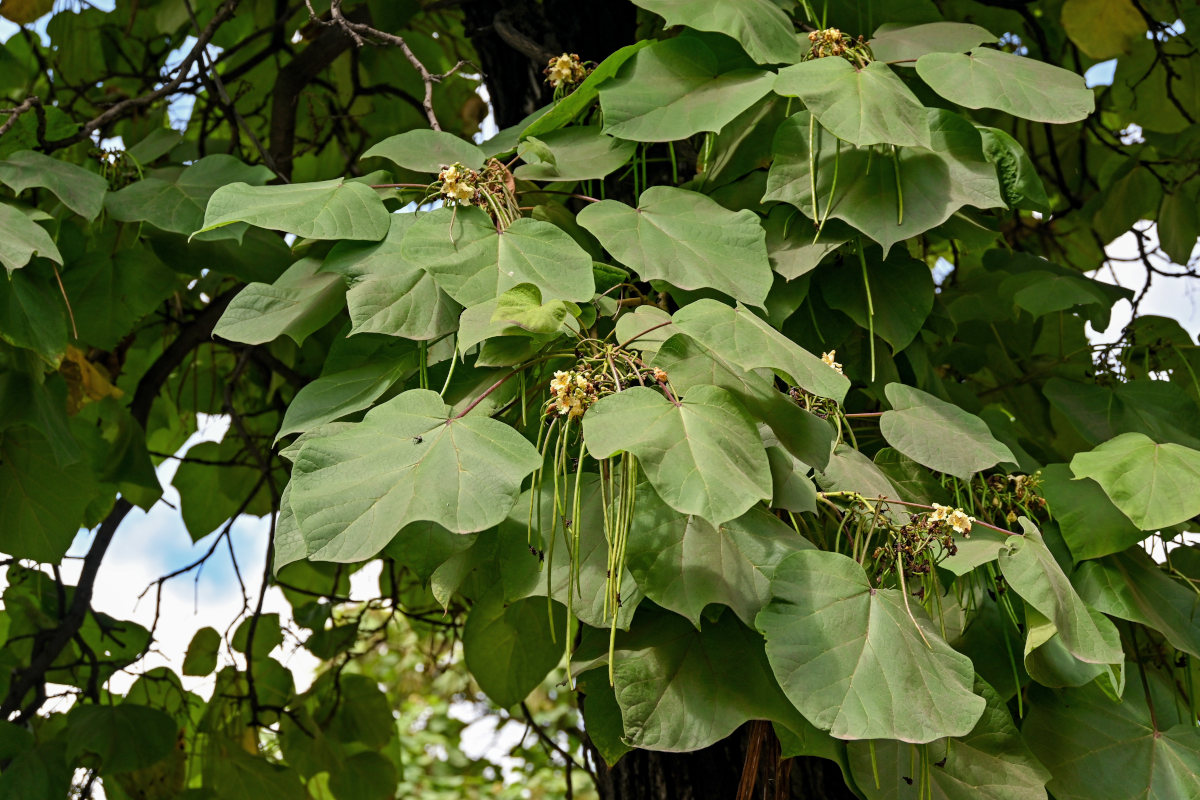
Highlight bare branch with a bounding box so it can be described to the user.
[0,96,45,143]
[41,0,242,152]
[304,0,472,130]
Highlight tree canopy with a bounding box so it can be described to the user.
[1,0,1200,798]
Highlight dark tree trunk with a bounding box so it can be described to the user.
[461,0,638,128]
[587,722,860,800]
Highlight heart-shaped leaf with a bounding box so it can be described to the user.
[289,389,541,560]
[915,48,1094,124]
[609,608,819,752]
[631,0,806,65]
[774,59,932,148]
[0,201,61,272]
[362,129,486,173]
[1070,432,1200,530]
[764,110,1004,255]
[578,187,772,306]
[583,385,772,526]
[599,37,775,141]
[999,520,1124,666]
[758,549,985,743]
[198,179,391,241]
[880,384,1016,479]
[671,299,849,402]
[401,207,595,306]
[627,488,811,626]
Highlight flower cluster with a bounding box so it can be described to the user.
[806,28,872,64]
[547,369,599,420]
[873,511,960,582]
[985,472,1048,525]
[437,163,477,205]
[821,350,843,374]
[929,503,975,536]
[545,53,589,89]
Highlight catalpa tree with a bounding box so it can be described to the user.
[1,0,1199,798]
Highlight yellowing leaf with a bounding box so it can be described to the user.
[1061,0,1147,59]
[59,345,123,414]
[0,0,54,25]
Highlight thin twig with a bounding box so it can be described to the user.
[304,0,472,130]
[0,96,44,142]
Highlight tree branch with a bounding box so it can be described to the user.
[41,0,241,152]
[0,96,45,144]
[304,0,471,131]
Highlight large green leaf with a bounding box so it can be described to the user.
[609,608,818,752]
[774,59,932,148]
[514,126,635,182]
[1075,548,1200,658]
[1038,463,1145,561]
[998,520,1124,666]
[213,257,345,346]
[880,384,1016,479]
[631,0,806,65]
[846,678,1050,800]
[757,549,985,742]
[0,263,68,360]
[66,704,177,773]
[583,385,772,526]
[197,179,391,241]
[1070,432,1200,531]
[626,488,810,627]
[869,22,997,63]
[323,215,461,341]
[1023,680,1200,800]
[0,150,107,219]
[0,428,99,562]
[105,155,273,236]
[820,250,935,352]
[599,37,775,141]
[1045,378,1200,450]
[0,201,62,273]
[651,332,835,470]
[361,129,485,172]
[915,48,1094,123]
[763,110,1004,254]
[289,389,541,558]
[463,589,564,708]
[400,207,595,306]
[671,299,849,402]
[577,187,772,306]
[61,248,179,350]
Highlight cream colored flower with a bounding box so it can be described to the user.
[550,370,571,394]
[930,503,951,522]
[438,163,475,204]
[948,508,975,536]
[547,54,578,87]
[821,350,843,374]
